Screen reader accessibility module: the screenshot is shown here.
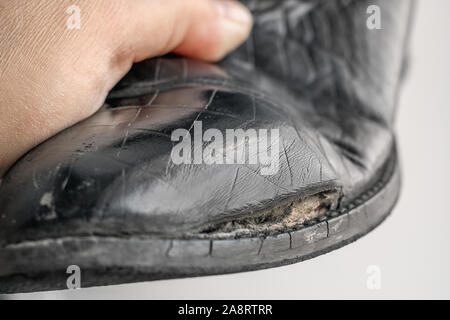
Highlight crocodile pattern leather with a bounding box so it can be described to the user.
[0,0,413,244]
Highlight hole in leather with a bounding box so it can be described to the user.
[187,191,339,239]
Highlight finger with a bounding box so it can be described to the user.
[120,0,253,63]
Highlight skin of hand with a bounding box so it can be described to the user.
[0,0,253,177]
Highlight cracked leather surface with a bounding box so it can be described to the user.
[0,0,413,244]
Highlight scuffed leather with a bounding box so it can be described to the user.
[0,0,413,244]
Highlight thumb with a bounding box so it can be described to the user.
[120,0,253,63]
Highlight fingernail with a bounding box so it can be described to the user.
[213,0,253,59]
[214,0,253,26]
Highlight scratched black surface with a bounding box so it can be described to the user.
[0,0,412,244]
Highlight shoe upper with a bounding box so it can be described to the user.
[0,0,413,245]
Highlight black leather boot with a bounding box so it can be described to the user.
[0,0,415,293]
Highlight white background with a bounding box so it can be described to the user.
[5,0,450,299]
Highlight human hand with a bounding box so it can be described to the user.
[0,0,252,176]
